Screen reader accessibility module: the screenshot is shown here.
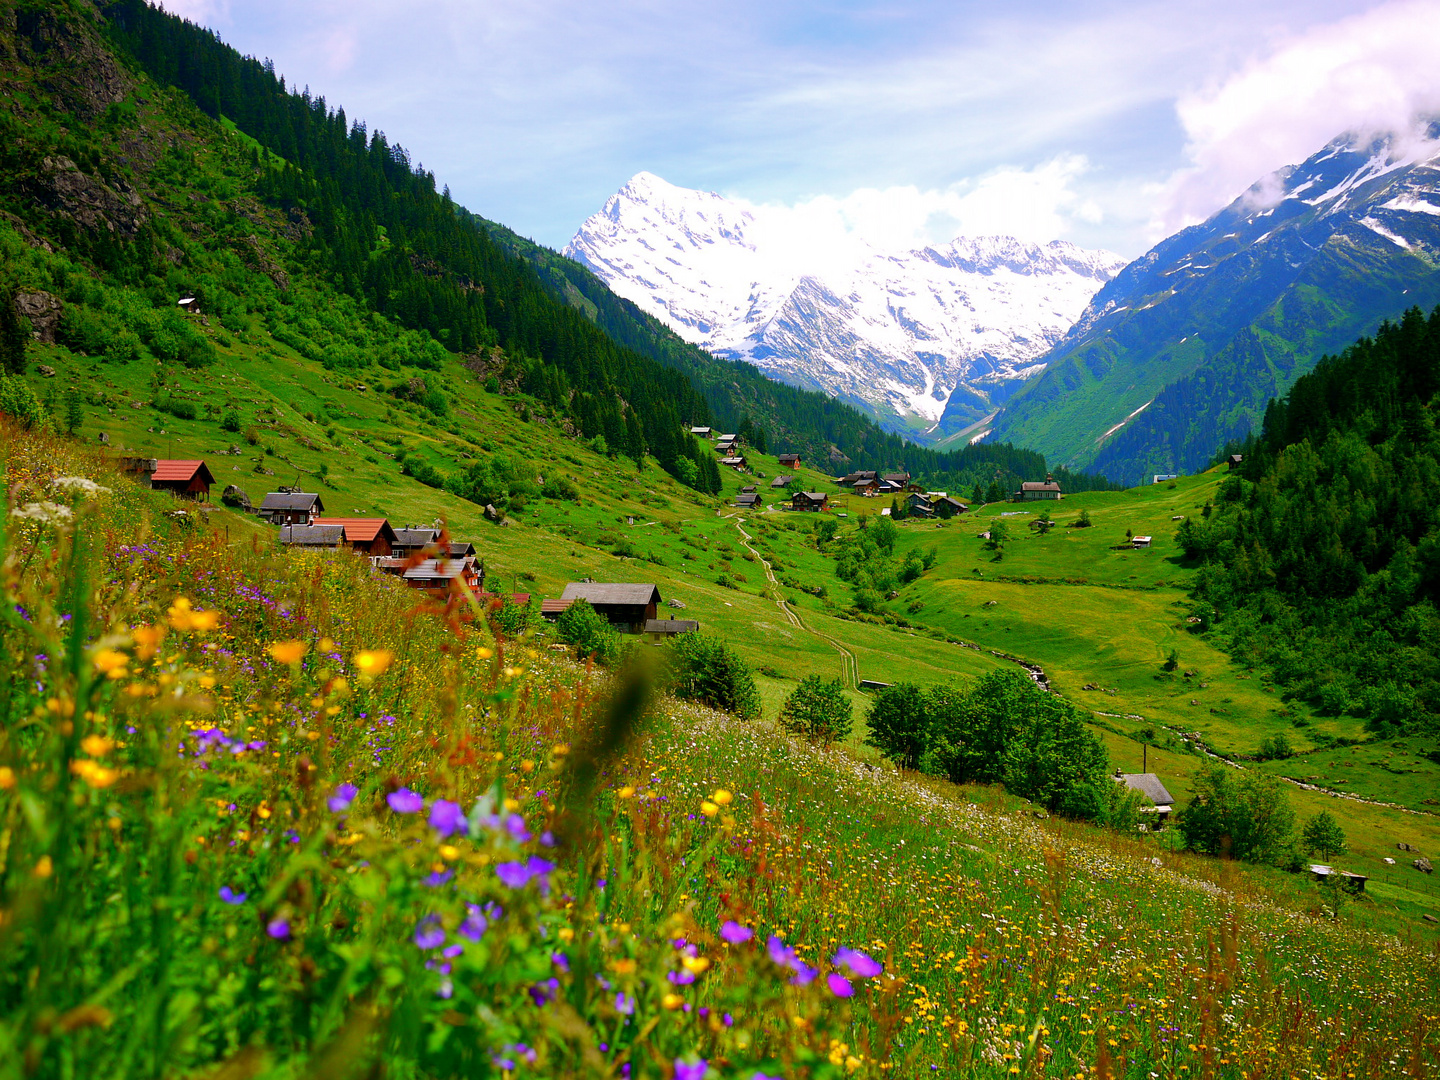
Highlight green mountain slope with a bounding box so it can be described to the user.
[979,128,1440,485]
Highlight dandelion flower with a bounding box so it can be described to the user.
[132,625,165,660]
[0,767,14,790]
[700,801,719,817]
[712,789,733,805]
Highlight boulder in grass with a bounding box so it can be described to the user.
[1415,857,1433,874]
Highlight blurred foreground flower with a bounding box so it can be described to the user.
[268,640,309,665]
[387,788,424,813]
[354,649,393,677]
[168,597,219,633]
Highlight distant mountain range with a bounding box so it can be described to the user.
[984,125,1440,484]
[564,173,1125,439]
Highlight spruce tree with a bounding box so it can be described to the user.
[0,287,27,376]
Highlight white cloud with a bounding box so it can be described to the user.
[154,0,229,24]
[1157,0,1440,235]
[734,155,1103,258]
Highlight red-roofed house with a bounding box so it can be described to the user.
[312,517,398,556]
[150,460,215,500]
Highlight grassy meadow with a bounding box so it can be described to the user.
[3,423,1439,1080]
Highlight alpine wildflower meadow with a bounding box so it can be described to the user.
[0,421,1436,1078]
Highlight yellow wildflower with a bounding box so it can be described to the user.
[0,766,15,789]
[132,624,166,660]
[353,649,393,677]
[617,786,636,799]
[268,640,309,665]
[681,956,710,975]
[700,801,719,817]
[34,855,52,878]
[168,598,220,633]
[661,993,683,1010]
[712,788,733,805]
[80,736,113,757]
[92,649,128,677]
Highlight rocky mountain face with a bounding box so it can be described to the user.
[563,172,1124,438]
[983,125,1440,484]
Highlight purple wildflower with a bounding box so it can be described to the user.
[789,960,818,986]
[833,946,884,978]
[218,886,247,904]
[827,973,855,998]
[667,969,697,986]
[424,869,454,888]
[674,1059,708,1080]
[504,813,532,842]
[266,917,290,940]
[552,951,570,972]
[528,978,559,1007]
[327,783,358,812]
[495,860,532,889]
[428,799,466,837]
[443,944,464,959]
[413,915,445,950]
[614,991,635,1015]
[387,787,424,814]
[436,977,453,999]
[720,920,753,944]
[459,905,489,940]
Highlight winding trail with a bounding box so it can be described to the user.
[733,515,859,689]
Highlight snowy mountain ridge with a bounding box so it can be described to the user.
[563,172,1126,435]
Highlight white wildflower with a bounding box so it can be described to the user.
[11,501,74,525]
[50,476,111,498]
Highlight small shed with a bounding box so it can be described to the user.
[177,296,200,313]
[777,454,801,469]
[792,491,829,512]
[859,679,891,690]
[279,524,345,549]
[1132,535,1153,549]
[644,618,699,642]
[313,517,398,557]
[1227,454,1244,470]
[1309,864,1368,892]
[1114,772,1175,827]
[720,455,748,471]
[1153,474,1179,484]
[150,460,215,500]
[690,426,713,439]
[557,582,662,633]
[258,491,325,525]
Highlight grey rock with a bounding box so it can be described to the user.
[15,290,61,343]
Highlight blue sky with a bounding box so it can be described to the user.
[161,0,1440,258]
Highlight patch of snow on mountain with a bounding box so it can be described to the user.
[563,173,1125,431]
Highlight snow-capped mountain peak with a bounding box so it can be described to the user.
[563,174,1125,434]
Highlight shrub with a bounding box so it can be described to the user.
[864,683,928,769]
[779,676,853,745]
[154,393,198,421]
[1257,733,1293,760]
[221,408,241,432]
[0,377,50,429]
[666,634,760,719]
[542,476,579,501]
[489,596,537,639]
[554,599,624,665]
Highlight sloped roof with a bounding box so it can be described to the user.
[770,475,793,488]
[151,460,214,484]
[560,582,662,607]
[448,541,476,557]
[795,491,828,502]
[279,524,345,546]
[778,454,800,464]
[720,456,747,466]
[734,493,761,506]
[402,558,476,581]
[260,492,323,512]
[1021,481,1062,492]
[1116,773,1175,807]
[313,517,397,543]
[644,619,699,634]
[393,527,441,548]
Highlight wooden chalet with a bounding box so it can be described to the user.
[720,455,748,471]
[1113,772,1175,828]
[838,470,878,487]
[690,426,714,439]
[279,524,345,549]
[852,477,880,496]
[1131,535,1153,549]
[644,618,699,642]
[734,492,762,509]
[549,582,662,633]
[401,556,483,598]
[312,517,398,556]
[1227,454,1244,470]
[777,454,801,469]
[150,460,215,500]
[792,491,829,512]
[1015,475,1062,502]
[905,492,935,518]
[258,490,325,525]
[770,475,793,489]
[714,434,738,452]
[882,472,912,488]
[448,541,477,558]
[933,496,967,519]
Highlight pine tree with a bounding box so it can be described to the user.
[0,287,27,376]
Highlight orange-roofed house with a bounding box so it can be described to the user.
[312,517,398,556]
[150,460,215,500]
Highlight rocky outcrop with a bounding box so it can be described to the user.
[12,6,132,122]
[14,290,61,343]
[30,155,148,237]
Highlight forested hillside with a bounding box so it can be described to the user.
[78,0,1116,494]
[1179,305,1440,731]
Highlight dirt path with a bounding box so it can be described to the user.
[733,515,859,689]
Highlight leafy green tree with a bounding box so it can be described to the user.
[554,599,623,665]
[864,683,928,769]
[1178,763,1295,864]
[779,676,853,745]
[0,376,47,429]
[667,634,760,720]
[1301,811,1347,859]
[986,520,1010,550]
[813,518,839,547]
[1257,733,1292,760]
[221,408,241,432]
